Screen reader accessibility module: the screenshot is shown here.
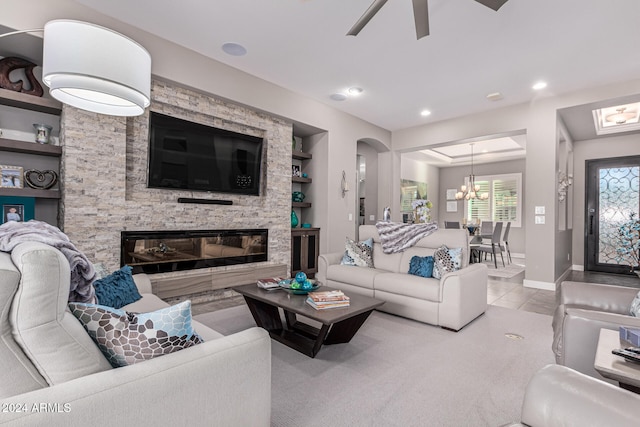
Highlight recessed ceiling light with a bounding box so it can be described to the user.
[532,81,547,90]
[221,42,247,56]
[486,92,503,101]
[348,87,363,95]
[330,93,348,101]
[420,110,431,117]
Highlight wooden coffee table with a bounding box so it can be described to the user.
[234,284,384,358]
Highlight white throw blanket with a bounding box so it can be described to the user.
[375,221,438,254]
[0,220,97,303]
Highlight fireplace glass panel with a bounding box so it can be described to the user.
[121,229,268,274]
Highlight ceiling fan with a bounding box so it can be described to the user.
[347,0,510,40]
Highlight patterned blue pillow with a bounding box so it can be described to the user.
[340,237,374,267]
[68,300,203,368]
[93,265,142,309]
[408,256,434,278]
[432,246,463,279]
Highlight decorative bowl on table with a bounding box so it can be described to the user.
[278,278,320,295]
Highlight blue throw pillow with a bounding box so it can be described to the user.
[93,265,142,309]
[68,300,203,368]
[408,256,434,278]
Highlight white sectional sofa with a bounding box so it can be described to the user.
[0,242,271,426]
[317,225,488,331]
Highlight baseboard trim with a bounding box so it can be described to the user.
[572,264,584,271]
[523,279,556,291]
[556,266,573,287]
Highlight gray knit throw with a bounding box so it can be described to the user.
[0,220,97,303]
[375,221,438,254]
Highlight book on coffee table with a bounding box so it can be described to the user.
[306,290,350,310]
[257,277,284,290]
[308,290,348,302]
[306,298,350,310]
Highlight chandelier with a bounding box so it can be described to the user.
[455,143,489,201]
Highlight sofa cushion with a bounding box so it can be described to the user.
[408,256,434,278]
[93,265,142,309]
[69,300,203,368]
[10,242,113,386]
[432,246,462,279]
[327,264,381,289]
[341,237,374,267]
[372,242,403,272]
[0,251,48,399]
[374,272,441,302]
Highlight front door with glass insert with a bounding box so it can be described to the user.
[585,156,640,274]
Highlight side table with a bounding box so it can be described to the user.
[594,328,640,393]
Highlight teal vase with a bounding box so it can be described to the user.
[291,210,299,228]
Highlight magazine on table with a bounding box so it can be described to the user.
[257,277,285,290]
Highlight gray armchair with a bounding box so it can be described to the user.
[507,364,640,427]
[552,280,640,380]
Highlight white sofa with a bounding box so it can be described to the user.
[318,225,488,331]
[508,364,640,427]
[0,242,271,426]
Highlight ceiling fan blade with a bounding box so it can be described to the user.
[412,0,429,39]
[347,0,389,36]
[474,0,509,12]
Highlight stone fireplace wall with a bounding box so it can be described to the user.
[60,79,292,276]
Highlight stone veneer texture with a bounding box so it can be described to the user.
[60,80,291,274]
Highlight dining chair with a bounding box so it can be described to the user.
[480,221,493,243]
[478,221,504,268]
[501,221,512,264]
[444,221,461,229]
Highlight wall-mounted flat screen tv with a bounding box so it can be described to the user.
[148,112,263,196]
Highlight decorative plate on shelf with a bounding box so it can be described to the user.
[278,278,320,295]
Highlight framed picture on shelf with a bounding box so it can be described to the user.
[0,196,35,224]
[292,165,301,177]
[0,165,24,189]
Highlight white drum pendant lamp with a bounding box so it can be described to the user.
[42,20,151,117]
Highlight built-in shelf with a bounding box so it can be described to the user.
[292,176,312,184]
[0,187,60,199]
[292,202,311,208]
[292,150,312,161]
[0,88,62,115]
[0,138,62,156]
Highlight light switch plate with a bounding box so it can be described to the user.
[348,213,353,221]
[535,215,545,224]
[369,215,375,221]
[535,206,545,215]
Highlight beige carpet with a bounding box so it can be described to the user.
[195,303,554,427]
